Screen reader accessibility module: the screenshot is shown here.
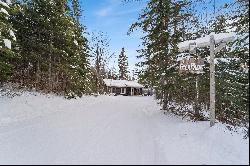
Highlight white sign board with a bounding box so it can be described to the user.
[179,57,205,74]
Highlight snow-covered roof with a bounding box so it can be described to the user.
[103,79,144,88]
[178,33,235,52]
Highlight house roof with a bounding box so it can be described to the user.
[103,79,144,88]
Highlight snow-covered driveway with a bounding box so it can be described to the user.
[0,94,249,165]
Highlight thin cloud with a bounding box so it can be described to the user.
[95,7,113,17]
[95,0,143,18]
[95,0,120,17]
[95,7,141,18]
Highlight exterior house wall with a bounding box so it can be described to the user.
[103,79,144,96]
[104,85,142,96]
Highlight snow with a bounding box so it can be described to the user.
[0,92,248,165]
[176,53,193,62]
[178,33,235,52]
[3,39,11,49]
[175,53,240,65]
[0,7,8,16]
[5,0,11,5]
[73,40,78,46]
[103,79,144,88]
[9,30,16,41]
[0,1,9,8]
[226,19,238,32]
[205,57,240,64]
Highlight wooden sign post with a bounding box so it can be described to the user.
[210,35,216,127]
[178,33,235,127]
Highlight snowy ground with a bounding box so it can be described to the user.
[0,92,249,165]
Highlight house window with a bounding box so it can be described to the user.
[121,88,126,94]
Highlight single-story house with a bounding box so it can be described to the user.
[103,79,144,96]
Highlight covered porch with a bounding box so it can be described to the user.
[106,86,143,96]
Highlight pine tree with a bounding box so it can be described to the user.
[9,0,91,97]
[213,0,249,131]
[129,0,198,110]
[129,0,249,132]
[118,47,129,80]
[64,0,92,97]
[0,0,15,83]
[71,0,81,20]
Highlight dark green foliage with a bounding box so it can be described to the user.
[118,47,129,80]
[129,0,199,111]
[2,0,93,97]
[0,0,16,83]
[130,0,249,132]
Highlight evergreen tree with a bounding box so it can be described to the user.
[9,0,91,97]
[0,0,15,83]
[129,0,198,110]
[118,47,129,80]
[71,0,81,20]
[65,0,92,97]
[213,0,249,131]
[130,0,249,132]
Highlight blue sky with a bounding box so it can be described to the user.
[79,0,233,73]
[79,0,146,72]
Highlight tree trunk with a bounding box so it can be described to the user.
[95,46,100,93]
[194,75,200,117]
[36,58,41,89]
[48,55,52,92]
